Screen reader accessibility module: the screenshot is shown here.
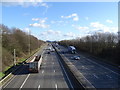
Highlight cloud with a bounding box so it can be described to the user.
[41,30,61,35]
[90,22,118,33]
[51,20,64,24]
[72,25,89,30]
[61,13,79,21]
[32,18,40,21]
[40,30,62,41]
[40,30,61,38]
[39,18,47,23]
[40,2,49,8]
[50,20,68,26]
[32,18,47,22]
[47,30,61,35]
[22,28,31,33]
[106,19,113,23]
[63,32,75,37]
[2,1,49,15]
[29,23,49,28]
[30,18,49,28]
[73,17,79,21]
[2,0,42,2]
[77,26,89,30]
[90,22,105,28]
[2,1,49,8]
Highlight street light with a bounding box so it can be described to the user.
[28,29,31,55]
[13,49,16,66]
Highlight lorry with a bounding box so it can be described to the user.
[29,55,42,73]
[68,46,76,54]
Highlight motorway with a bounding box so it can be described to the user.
[56,45,120,88]
[2,46,69,89]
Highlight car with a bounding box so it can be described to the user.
[71,56,80,60]
[51,49,55,52]
[47,51,50,54]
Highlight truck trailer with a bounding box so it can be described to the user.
[29,55,42,73]
[68,46,76,54]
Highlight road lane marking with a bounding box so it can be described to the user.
[2,66,25,88]
[86,58,120,76]
[93,74,99,79]
[106,75,112,78]
[42,70,44,74]
[19,74,30,90]
[82,56,85,58]
[54,70,55,72]
[82,66,84,67]
[55,84,57,90]
[38,85,41,90]
[53,62,54,64]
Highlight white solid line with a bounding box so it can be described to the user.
[38,85,41,90]
[93,74,99,79]
[55,84,57,90]
[2,66,24,88]
[2,74,17,88]
[42,70,44,74]
[106,75,112,78]
[86,58,120,76]
[19,74,30,90]
[58,56,74,89]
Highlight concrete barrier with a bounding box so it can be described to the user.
[53,45,96,89]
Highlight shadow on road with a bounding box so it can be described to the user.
[12,64,30,75]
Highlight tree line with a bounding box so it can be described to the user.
[59,32,120,66]
[0,24,45,72]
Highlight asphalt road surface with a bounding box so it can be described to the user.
[56,45,120,88]
[2,46,69,89]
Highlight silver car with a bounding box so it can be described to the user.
[71,56,80,60]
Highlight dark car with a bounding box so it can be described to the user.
[71,56,80,60]
[48,51,50,54]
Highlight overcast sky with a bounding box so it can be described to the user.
[1,1,118,41]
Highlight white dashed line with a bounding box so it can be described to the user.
[86,58,120,76]
[42,70,44,74]
[93,74,99,79]
[55,84,57,90]
[82,66,85,67]
[38,85,41,90]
